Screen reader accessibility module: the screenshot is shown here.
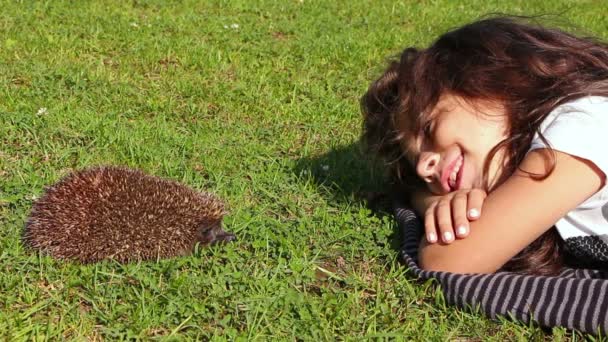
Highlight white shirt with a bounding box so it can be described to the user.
[529,96,608,261]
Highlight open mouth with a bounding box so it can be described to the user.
[443,155,464,192]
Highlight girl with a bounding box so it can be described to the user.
[362,16,608,275]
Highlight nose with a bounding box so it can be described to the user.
[416,151,440,182]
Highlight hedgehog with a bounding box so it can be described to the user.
[23,166,235,263]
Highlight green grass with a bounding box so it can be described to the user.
[1,0,607,340]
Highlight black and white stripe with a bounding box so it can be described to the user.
[395,203,608,334]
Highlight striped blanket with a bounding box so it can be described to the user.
[395,202,608,334]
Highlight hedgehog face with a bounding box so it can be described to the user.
[197,220,236,245]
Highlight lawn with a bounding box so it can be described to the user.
[1,0,607,340]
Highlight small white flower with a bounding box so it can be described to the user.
[36,107,48,116]
[130,22,139,28]
[321,164,329,171]
[230,23,239,29]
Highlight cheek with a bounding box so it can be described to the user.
[432,123,457,149]
[478,124,508,154]
[460,117,507,152]
[431,114,506,156]
[432,125,473,154]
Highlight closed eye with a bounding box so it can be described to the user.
[422,121,434,138]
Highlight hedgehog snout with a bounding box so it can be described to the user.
[198,221,235,245]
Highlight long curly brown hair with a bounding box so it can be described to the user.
[361,16,608,275]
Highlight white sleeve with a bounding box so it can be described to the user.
[528,97,608,177]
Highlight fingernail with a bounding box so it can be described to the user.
[457,225,467,236]
[428,232,437,243]
[443,231,453,242]
[468,208,480,218]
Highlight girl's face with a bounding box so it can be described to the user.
[406,94,509,195]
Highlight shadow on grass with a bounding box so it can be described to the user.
[293,140,406,252]
[293,141,385,206]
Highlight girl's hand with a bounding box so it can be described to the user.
[424,188,487,244]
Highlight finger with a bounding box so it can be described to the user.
[467,189,487,220]
[424,204,438,243]
[436,199,455,243]
[451,192,469,238]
